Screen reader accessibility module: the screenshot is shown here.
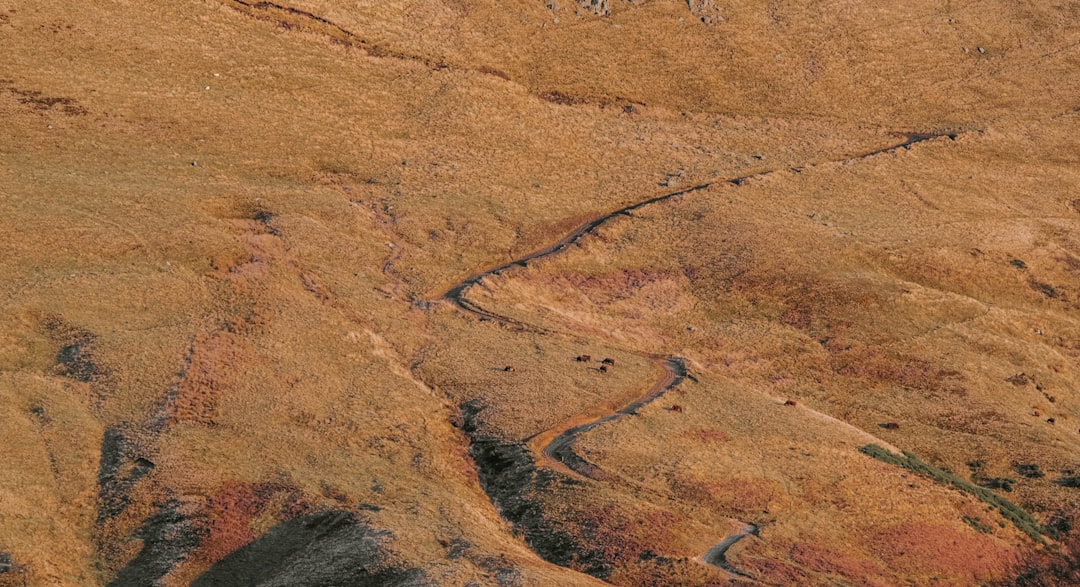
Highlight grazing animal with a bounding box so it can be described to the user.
[670,404,684,413]
[598,365,608,373]
[783,400,797,406]
[601,358,615,365]
[503,365,515,372]
[576,355,591,362]
[1047,417,1055,424]
[880,422,900,430]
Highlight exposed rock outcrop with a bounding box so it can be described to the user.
[577,0,611,16]
[687,0,723,24]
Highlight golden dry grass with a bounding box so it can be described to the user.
[1,0,1079,585]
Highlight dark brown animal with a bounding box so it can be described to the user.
[1047,417,1055,424]
[601,358,615,365]
[670,404,684,413]
[576,355,591,362]
[598,365,608,373]
[783,400,797,406]
[880,422,900,430]
[503,365,515,372]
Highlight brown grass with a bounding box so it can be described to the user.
[2,0,1079,585]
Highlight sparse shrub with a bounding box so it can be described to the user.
[995,517,1080,586]
[1016,464,1044,479]
[1056,477,1080,488]
[859,445,1043,541]
[977,477,1016,492]
[963,516,993,533]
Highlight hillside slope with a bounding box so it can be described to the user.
[1,1,1078,585]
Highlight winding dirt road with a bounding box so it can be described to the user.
[434,131,961,582]
[701,522,761,579]
[440,131,959,322]
[537,357,686,480]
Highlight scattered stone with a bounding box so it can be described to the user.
[576,0,610,16]
[1006,373,1030,386]
[659,169,684,188]
[686,0,723,24]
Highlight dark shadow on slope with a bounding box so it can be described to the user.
[460,402,617,578]
[192,511,427,587]
[97,427,156,525]
[106,500,203,587]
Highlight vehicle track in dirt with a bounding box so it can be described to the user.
[701,522,762,580]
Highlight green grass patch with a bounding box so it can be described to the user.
[962,516,993,534]
[859,444,1044,542]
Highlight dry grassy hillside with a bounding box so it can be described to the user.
[1,0,1079,585]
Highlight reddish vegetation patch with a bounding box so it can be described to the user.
[829,346,960,393]
[744,555,816,585]
[610,557,721,587]
[771,279,870,332]
[703,478,778,513]
[780,306,814,330]
[194,482,310,566]
[478,65,511,80]
[998,528,1080,586]
[570,506,684,572]
[538,89,584,106]
[682,428,732,443]
[869,522,1013,580]
[790,543,889,585]
[170,332,256,425]
[673,477,777,513]
[563,269,676,305]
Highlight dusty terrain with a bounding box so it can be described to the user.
[2,0,1080,585]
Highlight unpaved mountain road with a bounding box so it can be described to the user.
[538,357,686,480]
[440,131,961,323]
[701,522,762,580]
[432,131,961,582]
